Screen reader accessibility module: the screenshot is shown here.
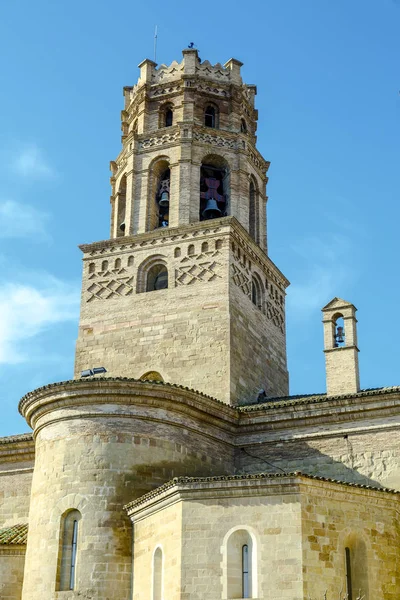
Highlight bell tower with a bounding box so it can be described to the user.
[75,48,290,404]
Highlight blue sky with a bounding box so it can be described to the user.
[0,0,399,435]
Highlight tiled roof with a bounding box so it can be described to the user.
[124,471,400,512]
[0,523,28,545]
[0,433,33,445]
[18,378,400,417]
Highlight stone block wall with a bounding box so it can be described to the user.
[0,435,34,528]
[0,551,26,600]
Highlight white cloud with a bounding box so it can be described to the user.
[0,199,50,240]
[12,144,54,178]
[0,277,79,364]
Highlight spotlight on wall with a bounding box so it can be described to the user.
[81,369,93,378]
[80,367,107,378]
[92,367,107,375]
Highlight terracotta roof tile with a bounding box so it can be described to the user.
[0,523,28,545]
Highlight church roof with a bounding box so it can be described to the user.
[125,471,400,513]
[17,377,400,418]
[0,523,28,545]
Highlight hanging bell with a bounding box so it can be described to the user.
[159,191,169,208]
[202,198,222,220]
[119,221,125,232]
[336,326,345,344]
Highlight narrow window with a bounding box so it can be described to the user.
[345,547,353,600]
[153,547,163,600]
[128,255,134,267]
[251,275,264,311]
[165,108,173,127]
[88,262,95,274]
[115,258,121,270]
[146,264,168,292]
[69,519,78,590]
[188,244,195,256]
[242,544,249,598]
[101,260,108,272]
[201,241,209,253]
[241,119,247,133]
[57,509,81,591]
[174,247,181,258]
[205,105,216,128]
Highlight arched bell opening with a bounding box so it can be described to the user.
[204,103,219,128]
[199,154,230,222]
[148,158,171,231]
[332,312,345,347]
[116,174,127,237]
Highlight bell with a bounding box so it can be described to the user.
[336,326,345,344]
[159,191,169,208]
[119,221,125,232]
[202,198,222,220]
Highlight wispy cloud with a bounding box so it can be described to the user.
[12,144,54,179]
[0,199,50,240]
[0,276,79,364]
[287,232,354,317]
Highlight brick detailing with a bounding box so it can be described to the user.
[86,269,134,301]
[140,129,179,149]
[231,262,251,296]
[175,253,222,285]
[193,130,237,149]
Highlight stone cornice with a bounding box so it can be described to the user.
[18,378,238,440]
[0,433,34,463]
[237,387,400,438]
[78,217,289,289]
[125,471,399,519]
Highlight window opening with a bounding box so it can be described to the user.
[251,276,263,311]
[147,264,168,292]
[205,105,216,128]
[242,544,249,598]
[153,547,163,600]
[241,119,247,133]
[165,108,173,127]
[69,520,78,590]
[345,547,353,600]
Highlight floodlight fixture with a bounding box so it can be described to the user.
[92,367,107,375]
[81,369,94,378]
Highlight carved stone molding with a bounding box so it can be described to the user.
[140,130,180,149]
[175,254,222,285]
[193,130,237,149]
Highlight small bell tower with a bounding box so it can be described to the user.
[322,298,360,396]
[75,48,290,405]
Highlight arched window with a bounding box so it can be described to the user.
[215,239,223,250]
[344,535,369,600]
[152,547,163,600]
[225,529,256,599]
[251,274,264,311]
[165,108,173,127]
[241,119,247,133]
[205,105,217,128]
[174,247,181,258]
[201,241,209,253]
[57,509,81,591]
[146,264,168,292]
[148,158,170,231]
[249,179,259,244]
[200,154,230,222]
[88,262,95,274]
[188,244,195,256]
[101,260,108,272]
[116,175,127,237]
[115,258,121,270]
[128,255,134,267]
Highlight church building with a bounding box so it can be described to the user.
[0,48,399,600]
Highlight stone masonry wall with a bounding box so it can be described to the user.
[0,552,26,600]
[20,383,235,600]
[300,480,400,600]
[0,436,34,528]
[132,502,182,600]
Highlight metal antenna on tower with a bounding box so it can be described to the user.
[154,25,158,63]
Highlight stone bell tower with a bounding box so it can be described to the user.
[75,48,289,404]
